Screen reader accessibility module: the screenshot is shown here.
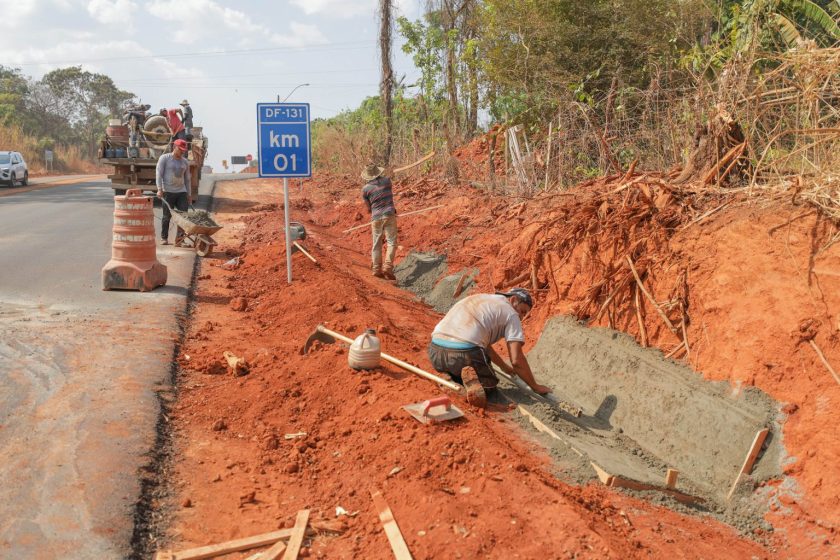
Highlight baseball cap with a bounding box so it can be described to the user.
[496,287,533,308]
[173,139,188,151]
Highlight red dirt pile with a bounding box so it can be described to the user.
[162,178,781,559]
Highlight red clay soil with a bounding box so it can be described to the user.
[162,178,785,560]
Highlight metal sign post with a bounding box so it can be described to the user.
[256,103,312,284]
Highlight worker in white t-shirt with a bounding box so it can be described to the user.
[428,288,551,407]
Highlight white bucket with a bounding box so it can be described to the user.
[348,329,381,370]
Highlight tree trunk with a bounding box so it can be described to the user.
[379,0,394,166]
[444,0,459,147]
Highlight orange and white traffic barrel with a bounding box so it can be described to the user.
[101,189,167,291]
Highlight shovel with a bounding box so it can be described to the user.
[302,324,463,393]
[403,396,464,425]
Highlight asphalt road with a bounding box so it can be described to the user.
[0,176,218,558]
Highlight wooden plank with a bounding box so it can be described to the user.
[371,490,413,560]
[665,469,679,489]
[590,462,614,486]
[591,462,702,505]
[518,406,584,456]
[280,509,310,560]
[727,428,770,501]
[153,528,297,560]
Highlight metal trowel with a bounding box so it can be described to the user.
[403,396,464,425]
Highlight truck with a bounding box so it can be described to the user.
[98,107,209,202]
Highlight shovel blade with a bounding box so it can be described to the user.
[301,330,337,354]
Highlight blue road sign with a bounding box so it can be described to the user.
[256,103,311,178]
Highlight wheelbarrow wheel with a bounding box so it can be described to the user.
[195,237,212,257]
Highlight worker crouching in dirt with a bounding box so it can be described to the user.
[361,163,397,280]
[428,288,551,407]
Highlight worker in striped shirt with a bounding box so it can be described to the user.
[361,163,397,280]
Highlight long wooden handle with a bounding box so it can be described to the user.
[315,325,463,392]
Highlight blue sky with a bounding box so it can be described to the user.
[1,0,423,170]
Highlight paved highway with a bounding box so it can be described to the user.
[0,176,216,558]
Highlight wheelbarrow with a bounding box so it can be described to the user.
[161,198,222,256]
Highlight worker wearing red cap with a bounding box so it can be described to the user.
[156,138,191,245]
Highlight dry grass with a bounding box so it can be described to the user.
[0,124,95,174]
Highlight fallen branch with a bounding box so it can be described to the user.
[681,201,732,230]
[626,256,678,334]
[767,209,817,234]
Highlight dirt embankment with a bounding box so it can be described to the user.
[153,178,787,560]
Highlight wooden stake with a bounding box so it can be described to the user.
[544,121,553,190]
[452,272,468,299]
[280,509,310,560]
[726,429,770,501]
[665,469,679,489]
[626,256,677,334]
[293,242,318,264]
[343,204,444,234]
[809,340,840,385]
[371,490,413,560]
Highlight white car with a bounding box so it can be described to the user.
[0,151,28,187]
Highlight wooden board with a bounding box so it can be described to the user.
[154,528,295,560]
[371,490,413,560]
[517,405,583,456]
[726,428,770,501]
[590,462,703,505]
[281,509,311,560]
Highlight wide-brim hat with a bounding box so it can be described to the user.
[361,164,384,181]
[180,99,190,106]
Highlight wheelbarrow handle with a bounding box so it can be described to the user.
[422,396,451,416]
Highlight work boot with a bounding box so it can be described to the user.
[460,366,487,408]
[383,269,396,281]
[372,269,385,279]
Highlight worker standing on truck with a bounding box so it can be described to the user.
[361,163,397,280]
[428,288,551,407]
[160,107,186,141]
[156,138,191,246]
[180,99,193,135]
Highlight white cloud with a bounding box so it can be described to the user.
[0,0,38,25]
[269,22,328,48]
[87,0,138,26]
[289,0,375,18]
[146,0,328,48]
[289,0,420,20]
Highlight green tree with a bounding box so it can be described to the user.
[0,66,30,128]
[39,66,135,157]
